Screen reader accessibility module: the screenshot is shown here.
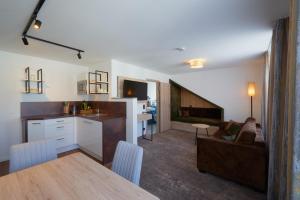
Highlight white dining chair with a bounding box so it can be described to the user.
[9,139,57,173]
[112,141,144,185]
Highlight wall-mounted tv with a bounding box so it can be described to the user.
[123,80,147,101]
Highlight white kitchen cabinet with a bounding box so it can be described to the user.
[76,117,103,160]
[27,117,75,152]
[28,120,45,141]
[44,117,75,149]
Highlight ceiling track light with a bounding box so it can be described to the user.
[22,36,29,45]
[77,51,82,59]
[33,19,42,29]
[21,0,85,59]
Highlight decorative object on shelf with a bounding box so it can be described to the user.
[248,82,256,118]
[63,102,70,114]
[24,67,43,94]
[77,80,87,95]
[88,70,109,94]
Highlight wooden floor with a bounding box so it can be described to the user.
[0,148,104,177]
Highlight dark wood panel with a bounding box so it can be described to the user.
[21,102,65,117]
[21,101,126,117]
[89,101,126,116]
[102,117,126,164]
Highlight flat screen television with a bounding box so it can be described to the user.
[123,80,147,101]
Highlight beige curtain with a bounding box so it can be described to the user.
[264,18,290,200]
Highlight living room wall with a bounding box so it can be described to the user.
[171,64,264,122]
[0,50,91,161]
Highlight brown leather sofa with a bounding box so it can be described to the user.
[197,120,267,191]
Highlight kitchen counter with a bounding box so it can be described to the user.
[20,101,127,164]
[21,113,125,122]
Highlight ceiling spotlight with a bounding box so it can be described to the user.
[33,19,42,29]
[22,37,29,45]
[186,58,206,69]
[77,52,82,59]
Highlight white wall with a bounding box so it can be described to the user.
[110,59,170,98]
[171,65,264,123]
[0,50,90,161]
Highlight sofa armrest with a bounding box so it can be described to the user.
[197,136,267,191]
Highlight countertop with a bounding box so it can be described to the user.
[21,113,126,122]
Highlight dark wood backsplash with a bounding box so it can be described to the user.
[21,101,126,118]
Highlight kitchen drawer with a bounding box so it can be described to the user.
[45,117,73,126]
[54,134,74,149]
[28,120,45,142]
[45,123,74,138]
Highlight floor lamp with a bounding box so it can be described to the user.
[248,82,256,118]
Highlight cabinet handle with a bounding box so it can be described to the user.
[31,122,41,125]
[56,126,64,129]
[56,120,64,123]
[56,138,65,141]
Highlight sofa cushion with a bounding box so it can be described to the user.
[222,134,237,141]
[235,121,256,145]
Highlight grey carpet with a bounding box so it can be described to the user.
[138,129,266,200]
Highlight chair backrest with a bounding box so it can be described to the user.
[9,139,57,173]
[112,141,143,185]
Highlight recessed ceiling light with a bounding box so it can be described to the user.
[186,58,206,69]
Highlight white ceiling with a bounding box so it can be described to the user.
[0,0,288,74]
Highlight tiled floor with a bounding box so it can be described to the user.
[138,129,267,200]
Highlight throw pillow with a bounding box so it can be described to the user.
[182,109,189,117]
[225,123,241,136]
[225,120,234,130]
[178,109,182,117]
[235,121,256,145]
[245,117,256,123]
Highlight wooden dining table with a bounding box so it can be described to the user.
[0,152,159,200]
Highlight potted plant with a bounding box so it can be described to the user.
[80,101,93,114]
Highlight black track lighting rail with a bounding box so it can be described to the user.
[25,35,84,53]
[22,0,45,36]
[22,0,85,58]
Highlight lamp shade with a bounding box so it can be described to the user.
[248,82,256,96]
